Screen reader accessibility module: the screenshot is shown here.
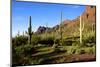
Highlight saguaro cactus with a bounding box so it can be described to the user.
[52,11,63,48]
[59,11,63,46]
[79,15,84,45]
[22,31,25,36]
[17,30,20,37]
[52,28,56,48]
[45,23,48,38]
[92,23,95,33]
[28,16,33,44]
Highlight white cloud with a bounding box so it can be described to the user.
[73,5,81,8]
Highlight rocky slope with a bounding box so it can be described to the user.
[35,5,96,37]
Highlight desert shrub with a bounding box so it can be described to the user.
[53,47,66,54]
[67,46,78,55]
[75,49,86,54]
[38,36,54,46]
[12,44,37,65]
[62,40,73,46]
[72,41,80,46]
[79,49,86,54]
[53,48,61,53]
[70,48,76,54]
[12,35,28,46]
[85,43,95,47]
[83,32,96,46]
[86,48,94,54]
[84,46,96,54]
[92,45,96,54]
[63,36,79,46]
[31,34,41,45]
[75,46,96,54]
[15,44,36,55]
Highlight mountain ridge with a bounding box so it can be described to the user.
[35,5,96,36]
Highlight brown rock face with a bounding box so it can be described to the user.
[60,5,96,36]
[82,5,96,23]
[63,5,96,24]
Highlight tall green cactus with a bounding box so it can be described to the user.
[28,16,33,44]
[59,11,63,46]
[52,11,63,48]
[79,15,84,45]
[45,23,48,38]
[22,31,25,36]
[52,28,56,48]
[17,30,20,37]
[92,23,95,33]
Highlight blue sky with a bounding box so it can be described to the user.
[12,0,86,37]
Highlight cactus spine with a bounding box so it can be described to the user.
[80,15,84,45]
[28,16,32,44]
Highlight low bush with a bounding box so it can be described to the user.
[38,36,55,46]
[12,44,37,65]
[67,46,78,55]
[12,35,28,46]
[31,34,41,45]
[83,32,96,46]
[75,49,86,54]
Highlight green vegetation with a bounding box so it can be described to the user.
[12,30,96,65]
[12,11,96,66]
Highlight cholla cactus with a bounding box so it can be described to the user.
[79,15,84,45]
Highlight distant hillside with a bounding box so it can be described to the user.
[35,5,96,38]
[60,5,96,37]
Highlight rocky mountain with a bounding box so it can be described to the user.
[35,26,53,34]
[59,5,96,37]
[35,5,96,36]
